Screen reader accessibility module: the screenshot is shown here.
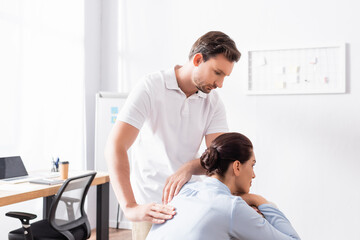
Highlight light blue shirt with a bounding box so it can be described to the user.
[146,177,300,240]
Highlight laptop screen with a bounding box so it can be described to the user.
[0,156,29,179]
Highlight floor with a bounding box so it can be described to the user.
[89,228,132,240]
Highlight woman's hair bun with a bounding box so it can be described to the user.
[200,146,219,174]
[199,132,253,177]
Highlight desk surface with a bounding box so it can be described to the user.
[0,171,109,207]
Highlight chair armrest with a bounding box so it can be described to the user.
[6,211,37,224]
[6,212,37,240]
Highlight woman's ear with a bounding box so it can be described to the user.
[192,53,203,67]
[232,160,241,176]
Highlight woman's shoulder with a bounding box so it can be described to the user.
[177,180,202,196]
[178,178,235,199]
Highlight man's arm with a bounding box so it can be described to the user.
[105,121,175,223]
[162,132,224,204]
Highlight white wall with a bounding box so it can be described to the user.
[84,0,124,229]
[84,0,102,230]
[116,0,360,239]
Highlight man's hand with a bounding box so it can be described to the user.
[124,203,176,224]
[162,165,193,204]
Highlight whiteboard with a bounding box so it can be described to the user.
[247,44,346,95]
[94,92,131,228]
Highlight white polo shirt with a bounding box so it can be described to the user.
[117,66,228,204]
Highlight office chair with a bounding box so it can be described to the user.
[6,172,96,240]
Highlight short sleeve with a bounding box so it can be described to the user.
[117,78,151,130]
[205,95,228,135]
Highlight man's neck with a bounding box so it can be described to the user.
[175,64,198,98]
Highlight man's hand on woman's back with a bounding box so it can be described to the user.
[123,202,176,224]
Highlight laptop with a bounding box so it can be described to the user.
[0,156,59,183]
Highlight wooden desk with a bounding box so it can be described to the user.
[0,171,110,240]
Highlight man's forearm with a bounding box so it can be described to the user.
[185,158,207,175]
[106,145,177,223]
[106,143,137,211]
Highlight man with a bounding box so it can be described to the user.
[105,31,241,240]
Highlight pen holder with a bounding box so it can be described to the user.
[59,161,69,180]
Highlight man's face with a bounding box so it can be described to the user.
[192,54,235,94]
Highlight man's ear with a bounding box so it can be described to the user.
[232,160,241,176]
[193,53,203,67]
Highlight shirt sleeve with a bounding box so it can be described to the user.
[117,78,151,130]
[205,95,229,135]
[230,198,301,240]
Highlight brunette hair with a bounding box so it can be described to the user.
[188,31,241,63]
[200,132,253,177]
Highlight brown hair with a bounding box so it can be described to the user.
[200,132,253,177]
[188,31,241,63]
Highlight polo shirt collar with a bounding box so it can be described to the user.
[165,67,180,90]
[195,90,207,98]
[165,67,208,99]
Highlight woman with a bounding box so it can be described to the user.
[146,132,300,240]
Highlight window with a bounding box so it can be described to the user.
[0,0,85,170]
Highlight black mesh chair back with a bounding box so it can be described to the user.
[6,172,96,240]
[48,172,96,239]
